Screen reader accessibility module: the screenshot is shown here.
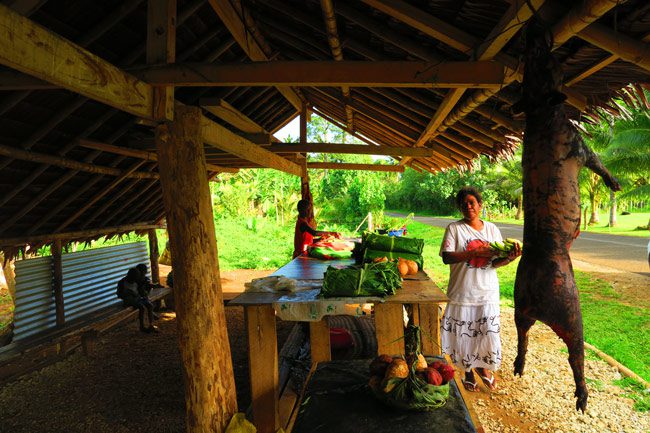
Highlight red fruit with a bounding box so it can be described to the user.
[438,365,455,384]
[430,361,446,371]
[425,367,442,386]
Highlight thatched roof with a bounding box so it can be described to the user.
[0,0,648,252]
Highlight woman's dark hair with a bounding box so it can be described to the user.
[126,267,141,283]
[297,199,309,214]
[455,186,483,209]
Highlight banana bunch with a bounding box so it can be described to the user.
[489,238,521,257]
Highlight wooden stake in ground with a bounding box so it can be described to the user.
[156,105,237,433]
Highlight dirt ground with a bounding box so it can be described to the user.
[0,265,648,433]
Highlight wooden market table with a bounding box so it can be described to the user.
[228,256,449,433]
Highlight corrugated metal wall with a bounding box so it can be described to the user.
[12,242,150,340]
[62,242,150,322]
[13,256,56,341]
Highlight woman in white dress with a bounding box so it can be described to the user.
[439,187,521,392]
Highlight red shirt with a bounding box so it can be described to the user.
[293,216,314,258]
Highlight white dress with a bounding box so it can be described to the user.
[439,220,503,372]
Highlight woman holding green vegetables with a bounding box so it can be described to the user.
[439,186,521,392]
[293,199,340,258]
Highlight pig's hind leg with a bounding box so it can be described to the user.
[513,307,536,377]
[549,313,588,412]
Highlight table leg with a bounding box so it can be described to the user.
[417,303,442,355]
[374,303,405,356]
[309,320,331,363]
[245,305,279,433]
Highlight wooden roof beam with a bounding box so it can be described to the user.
[0,4,161,120]
[135,60,507,88]
[201,116,302,176]
[268,143,433,157]
[199,97,267,134]
[147,0,176,121]
[321,0,354,130]
[207,0,303,111]
[77,139,238,173]
[307,162,404,172]
[578,24,650,73]
[551,0,622,48]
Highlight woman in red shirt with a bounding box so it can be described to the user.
[293,199,340,258]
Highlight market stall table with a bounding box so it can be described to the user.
[228,256,448,433]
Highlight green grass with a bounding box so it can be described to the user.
[613,377,650,412]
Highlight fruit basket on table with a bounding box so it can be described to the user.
[368,325,454,411]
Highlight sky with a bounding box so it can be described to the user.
[273,117,300,142]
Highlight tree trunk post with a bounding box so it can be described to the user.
[155,106,237,433]
[608,190,617,227]
[148,229,160,284]
[52,239,65,327]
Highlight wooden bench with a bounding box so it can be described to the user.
[0,286,171,384]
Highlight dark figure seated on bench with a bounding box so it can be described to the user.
[117,266,159,333]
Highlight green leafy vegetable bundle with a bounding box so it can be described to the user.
[363,249,424,270]
[320,261,402,298]
[362,232,424,255]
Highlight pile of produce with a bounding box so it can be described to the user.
[368,326,452,410]
[307,236,355,260]
[362,232,425,270]
[320,260,402,298]
[489,238,522,257]
[372,256,419,277]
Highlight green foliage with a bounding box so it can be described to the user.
[612,377,650,412]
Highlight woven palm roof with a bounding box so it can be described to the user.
[0,0,648,252]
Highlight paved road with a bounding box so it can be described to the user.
[389,214,650,276]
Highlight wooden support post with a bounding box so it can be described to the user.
[374,303,405,356]
[309,320,331,363]
[147,229,160,284]
[300,104,307,145]
[52,239,65,327]
[155,106,237,433]
[417,304,442,355]
[245,305,279,433]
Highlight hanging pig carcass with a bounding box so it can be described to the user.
[512,21,621,412]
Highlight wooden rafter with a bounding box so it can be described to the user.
[201,116,302,176]
[551,0,623,48]
[0,4,161,120]
[0,143,159,179]
[200,97,267,134]
[0,223,162,248]
[134,60,507,88]
[207,0,303,111]
[268,143,433,157]
[307,162,405,172]
[578,23,650,73]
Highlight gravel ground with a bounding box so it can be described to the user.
[466,306,650,433]
[0,272,648,432]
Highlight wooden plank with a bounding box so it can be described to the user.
[307,162,405,172]
[417,304,442,355]
[135,60,506,88]
[201,116,302,176]
[269,142,433,157]
[77,139,239,173]
[552,0,621,48]
[147,0,176,121]
[309,320,331,364]
[207,0,302,110]
[156,105,237,433]
[0,4,156,120]
[447,354,486,433]
[52,239,64,327]
[245,305,279,433]
[374,303,405,356]
[200,97,266,133]
[0,222,162,247]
